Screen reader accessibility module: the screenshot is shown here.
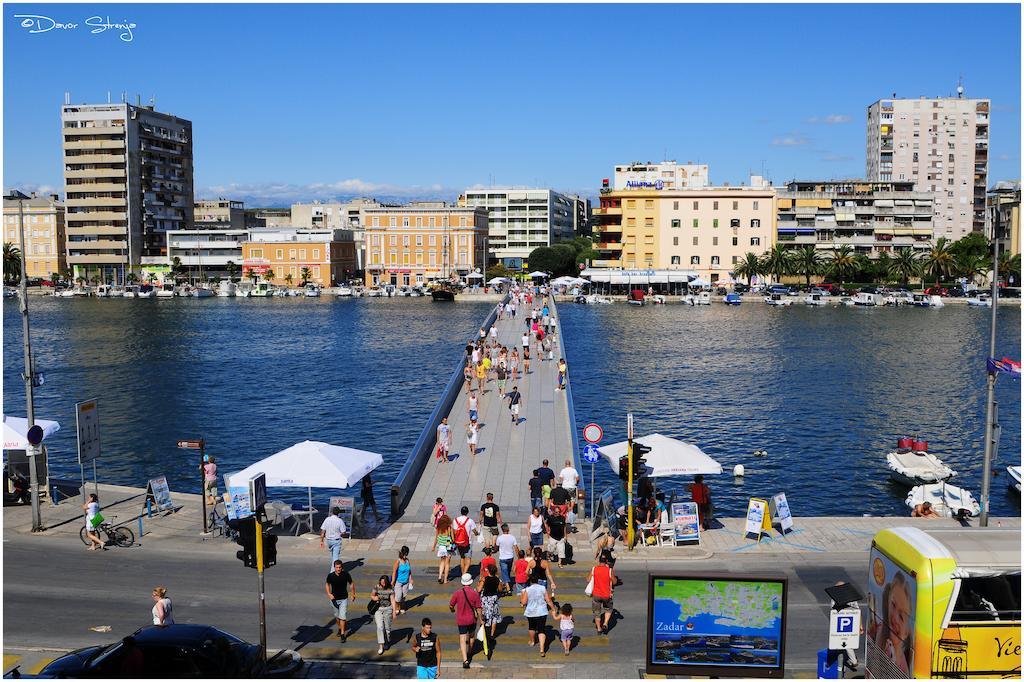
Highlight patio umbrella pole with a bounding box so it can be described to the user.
[308,486,313,530]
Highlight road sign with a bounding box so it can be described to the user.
[582,443,600,463]
[75,399,101,464]
[828,605,861,650]
[177,439,204,449]
[26,424,44,446]
[583,423,603,444]
[249,472,267,513]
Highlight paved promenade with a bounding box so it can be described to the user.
[404,298,573,523]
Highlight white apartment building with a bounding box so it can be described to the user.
[458,188,574,267]
[166,228,249,279]
[866,94,990,240]
[290,198,385,271]
[611,161,710,191]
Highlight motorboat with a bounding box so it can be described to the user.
[906,482,980,518]
[723,293,742,305]
[122,285,140,298]
[765,293,793,306]
[884,291,914,306]
[967,294,992,307]
[272,288,289,297]
[217,281,236,297]
[576,294,612,304]
[236,282,254,298]
[156,282,177,298]
[886,438,956,486]
[852,292,883,306]
[839,296,856,307]
[650,294,666,305]
[397,286,412,297]
[384,284,397,297]
[190,285,215,298]
[305,284,321,297]
[1007,465,1021,493]
[94,284,114,298]
[803,293,827,306]
[352,287,365,297]
[365,287,383,298]
[911,293,944,308]
[682,291,712,306]
[251,281,274,297]
[408,287,424,297]
[136,284,155,298]
[627,289,645,306]
[2,287,16,298]
[336,286,354,297]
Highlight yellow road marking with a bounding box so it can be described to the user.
[26,659,56,675]
[3,655,21,672]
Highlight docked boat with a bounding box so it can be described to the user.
[682,291,712,306]
[95,284,115,298]
[1007,465,1021,493]
[650,294,666,305]
[627,289,645,306]
[190,285,215,298]
[156,282,177,298]
[911,293,944,308]
[765,293,793,306]
[305,284,321,297]
[839,296,856,307]
[906,482,980,518]
[576,294,612,305]
[2,287,16,298]
[137,284,155,298]
[336,286,353,297]
[122,285,140,298]
[365,287,383,298]
[967,294,992,307]
[251,281,274,297]
[723,292,742,305]
[217,281,236,297]
[852,292,883,306]
[408,287,424,297]
[235,282,254,298]
[886,438,956,486]
[429,283,458,302]
[803,293,827,306]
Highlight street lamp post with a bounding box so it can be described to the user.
[8,189,43,531]
[979,210,1001,527]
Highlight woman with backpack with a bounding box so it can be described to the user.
[432,515,454,584]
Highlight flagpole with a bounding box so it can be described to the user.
[979,208,1000,527]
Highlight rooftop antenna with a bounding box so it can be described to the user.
[64,91,70,105]
[107,91,111,104]
[957,75,964,99]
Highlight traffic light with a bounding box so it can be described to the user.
[262,533,278,568]
[618,455,630,482]
[632,442,652,481]
[235,518,257,568]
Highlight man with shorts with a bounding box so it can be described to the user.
[507,386,522,426]
[589,552,615,635]
[412,618,442,679]
[325,560,356,642]
[449,573,482,669]
[479,493,502,549]
[452,507,479,576]
[496,362,508,398]
[436,417,452,463]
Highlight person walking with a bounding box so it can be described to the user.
[522,345,531,375]
[360,473,380,522]
[412,618,442,679]
[495,523,519,592]
[151,587,174,626]
[527,545,557,595]
[449,573,483,669]
[478,493,502,548]
[557,358,567,390]
[513,548,530,595]
[82,493,104,551]
[436,417,452,463]
[432,498,447,528]
[319,506,347,566]
[371,575,398,655]
[589,552,615,635]
[544,509,568,567]
[509,348,520,383]
[392,546,414,616]
[507,385,522,426]
[536,460,555,489]
[466,419,479,458]
[521,574,556,657]
[452,507,479,576]
[553,603,575,656]
[432,514,454,584]
[527,507,545,548]
[489,325,497,342]
[467,390,479,422]
[690,475,713,531]
[463,362,473,393]
[326,560,356,642]
[475,361,487,393]
[528,470,544,512]
[478,564,502,652]
[495,362,508,399]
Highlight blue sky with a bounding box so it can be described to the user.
[4,3,1021,205]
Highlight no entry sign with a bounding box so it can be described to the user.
[583,423,603,444]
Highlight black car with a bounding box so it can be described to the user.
[733,283,750,293]
[859,286,879,294]
[35,625,265,678]
[947,286,967,298]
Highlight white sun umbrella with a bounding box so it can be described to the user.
[527,271,549,279]
[3,415,61,450]
[227,440,384,515]
[597,433,722,478]
[488,277,510,285]
[688,277,710,289]
[466,272,484,279]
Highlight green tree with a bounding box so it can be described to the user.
[949,232,989,261]
[284,273,294,287]
[826,245,856,285]
[792,246,820,287]
[853,253,874,283]
[263,269,276,283]
[733,252,763,286]
[889,248,919,286]
[955,251,988,286]
[3,242,22,285]
[226,260,239,282]
[300,267,312,285]
[875,252,893,285]
[998,252,1021,285]
[921,237,955,287]
[125,272,139,285]
[486,263,513,282]
[761,244,792,284]
[527,246,575,277]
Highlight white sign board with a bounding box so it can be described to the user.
[829,606,861,651]
[744,498,767,537]
[75,399,101,464]
[772,492,793,533]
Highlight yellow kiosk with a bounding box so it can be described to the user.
[865,526,1020,679]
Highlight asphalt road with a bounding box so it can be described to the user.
[3,532,866,677]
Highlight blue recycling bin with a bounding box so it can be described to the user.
[817,649,840,679]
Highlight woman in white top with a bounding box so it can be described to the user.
[152,586,174,626]
[466,419,479,457]
[82,493,104,551]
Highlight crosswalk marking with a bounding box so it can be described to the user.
[301,646,612,663]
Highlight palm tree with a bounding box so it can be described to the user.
[921,237,954,287]
[284,273,294,287]
[300,267,312,286]
[4,242,22,285]
[874,252,893,285]
[826,245,856,286]
[733,252,762,286]
[761,245,792,284]
[125,272,139,285]
[263,269,276,283]
[226,261,239,282]
[998,252,1021,285]
[889,248,919,286]
[792,246,820,287]
[955,252,988,287]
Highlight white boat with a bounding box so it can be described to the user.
[272,288,289,297]
[305,284,321,297]
[852,292,883,306]
[383,284,397,297]
[650,294,666,305]
[352,287,364,297]
[190,285,215,298]
[236,282,254,298]
[803,293,827,306]
[839,296,856,307]
[122,285,140,298]
[577,294,612,304]
[251,282,274,297]
[906,482,980,518]
[2,287,16,298]
[681,291,712,306]
[765,293,793,306]
[408,287,423,297]
[911,293,944,308]
[887,448,956,486]
[94,284,114,298]
[365,287,383,297]
[336,286,353,297]
[967,294,992,307]
[156,282,177,298]
[1007,465,1021,493]
[397,286,412,297]
[217,281,236,297]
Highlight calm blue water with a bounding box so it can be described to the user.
[4,297,1020,518]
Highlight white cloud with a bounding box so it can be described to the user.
[5,182,59,197]
[197,179,461,206]
[806,114,850,125]
[772,135,811,147]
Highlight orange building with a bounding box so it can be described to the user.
[363,205,488,287]
[241,229,357,287]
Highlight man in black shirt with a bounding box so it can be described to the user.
[412,618,441,679]
[545,511,568,566]
[325,560,356,642]
[479,492,502,548]
[528,470,543,511]
[507,386,522,426]
[536,459,555,489]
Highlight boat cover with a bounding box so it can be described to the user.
[886,450,956,482]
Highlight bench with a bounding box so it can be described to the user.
[49,478,82,505]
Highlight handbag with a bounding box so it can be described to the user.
[89,512,105,529]
[584,577,594,597]
[367,598,380,615]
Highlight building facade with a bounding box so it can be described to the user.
[253,209,291,228]
[240,229,357,287]
[866,95,989,240]
[166,228,248,280]
[194,199,246,230]
[61,101,194,282]
[363,206,487,286]
[988,181,1021,258]
[2,193,67,279]
[458,189,574,267]
[570,194,592,238]
[776,180,934,258]
[611,161,710,191]
[593,181,775,283]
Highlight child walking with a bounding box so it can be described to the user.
[554,603,575,656]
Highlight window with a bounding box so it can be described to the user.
[732,237,738,246]
[950,576,1021,622]
[460,217,467,227]
[429,217,436,227]
[299,249,307,259]
[627,217,636,226]
[713,219,719,228]
[751,219,761,228]
[730,219,740,228]
[416,217,422,227]
[415,235,423,246]
[692,201,699,210]
[713,201,719,210]
[403,252,410,265]
[403,236,410,247]
[673,237,679,246]
[670,219,680,228]
[751,237,761,246]
[644,217,653,227]
[402,217,410,227]
[314,266,321,278]
[711,256,720,265]
[671,256,681,265]
[713,237,719,246]
[693,236,699,246]
[753,201,759,210]
[732,201,738,210]
[644,199,654,209]
[692,219,699,228]
[690,256,700,265]
[732,255,738,264]
[429,235,436,246]
[275,248,283,259]
[626,200,636,208]
[371,216,379,228]
[313,248,320,259]
[289,248,297,258]
[389,235,397,246]
[673,201,679,210]
[389,217,397,227]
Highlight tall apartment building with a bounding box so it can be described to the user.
[611,161,710,191]
[194,199,245,230]
[570,195,592,238]
[988,181,1021,258]
[592,179,775,283]
[363,206,488,286]
[866,94,989,240]
[61,101,194,282]
[458,188,574,268]
[776,180,934,257]
[2,192,67,279]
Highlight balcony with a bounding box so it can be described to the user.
[64,139,124,150]
[594,206,622,216]
[65,196,127,208]
[64,153,125,165]
[66,210,127,223]
[591,259,621,268]
[65,168,126,179]
[65,182,125,193]
[63,124,125,136]
[68,239,128,251]
[67,253,128,265]
[596,241,622,250]
[66,225,127,237]
[170,240,241,249]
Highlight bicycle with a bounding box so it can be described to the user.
[80,516,135,548]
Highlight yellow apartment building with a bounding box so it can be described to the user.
[241,229,357,287]
[3,192,67,280]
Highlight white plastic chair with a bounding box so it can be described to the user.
[636,521,660,549]
[659,510,674,546]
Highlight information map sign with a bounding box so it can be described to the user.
[224,486,253,521]
[647,574,788,678]
[744,498,772,541]
[671,502,700,545]
[329,496,355,536]
[145,476,174,513]
[771,493,793,533]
